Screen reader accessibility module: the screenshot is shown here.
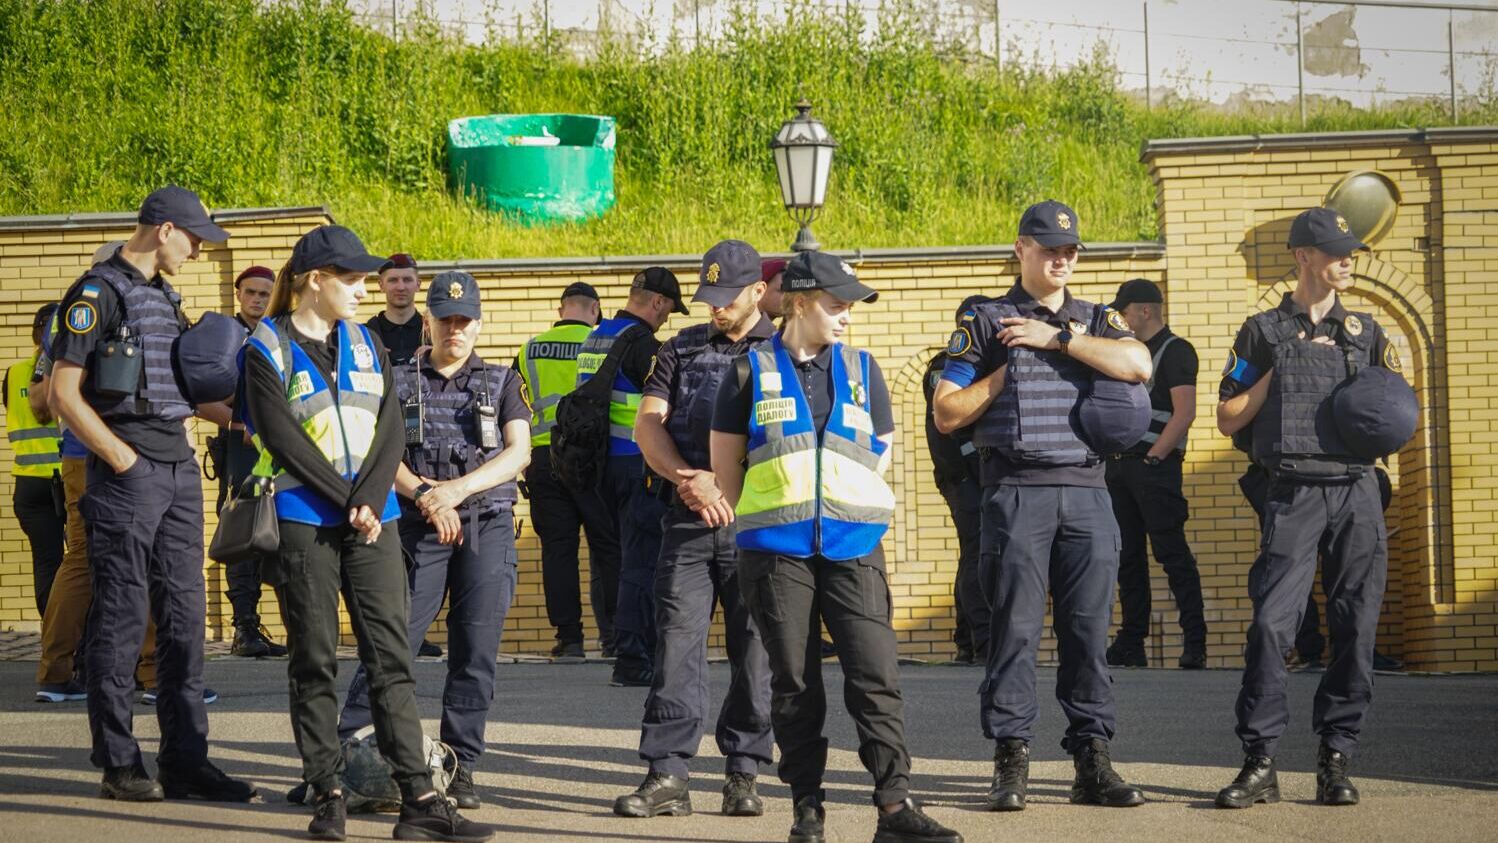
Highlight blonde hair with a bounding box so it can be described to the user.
[268,264,323,318]
[780,289,826,322]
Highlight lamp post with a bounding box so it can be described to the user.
[770,98,837,252]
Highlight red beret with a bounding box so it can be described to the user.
[761,259,787,282]
[235,265,275,285]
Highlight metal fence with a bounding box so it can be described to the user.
[347,0,1498,124]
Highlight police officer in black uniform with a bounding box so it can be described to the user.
[933,200,1151,812]
[1103,278,1209,669]
[610,240,775,819]
[337,271,532,810]
[49,186,254,802]
[1215,207,1409,809]
[922,295,992,664]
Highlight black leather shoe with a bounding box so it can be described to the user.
[394,794,493,842]
[159,759,257,802]
[610,663,654,688]
[448,763,481,809]
[613,772,692,817]
[1106,639,1147,668]
[1317,745,1360,806]
[1070,739,1145,807]
[287,781,310,804]
[722,771,763,816]
[308,790,347,841]
[418,639,444,658]
[1216,754,1279,808]
[1178,645,1208,670]
[100,762,164,802]
[984,738,1029,811]
[873,798,963,843]
[788,794,825,843]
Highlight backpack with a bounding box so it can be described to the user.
[551,324,644,493]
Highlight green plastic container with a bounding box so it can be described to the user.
[447,114,616,223]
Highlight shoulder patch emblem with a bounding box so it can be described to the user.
[1222,349,1239,377]
[946,327,972,357]
[1344,315,1363,337]
[65,302,97,334]
[1384,343,1403,372]
[1105,307,1129,333]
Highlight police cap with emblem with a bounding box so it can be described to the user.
[694,240,762,308]
[1287,207,1369,258]
[633,266,690,315]
[782,250,879,303]
[1332,367,1418,459]
[1018,199,1083,249]
[138,185,231,243]
[289,225,387,275]
[428,270,482,321]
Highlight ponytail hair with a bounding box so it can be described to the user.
[268,263,328,318]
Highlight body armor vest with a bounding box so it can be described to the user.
[396,356,518,516]
[973,299,1098,467]
[664,324,739,471]
[88,264,191,421]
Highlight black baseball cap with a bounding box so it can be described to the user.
[1287,207,1368,257]
[288,225,386,275]
[782,251,879,304]
[1018,199,1082,248]
[632,266,689,315]
[1109,278,1164,310]
[380,252,418,273]
[428,270,482,321]
[561,281,599,302]
[138,185,231,243]
[694,240,763,308]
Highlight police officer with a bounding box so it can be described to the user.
[516,282,621,658]
[923,295,992,665]
[712,250,962,843]
[6,303,64,615]
[1214,207,1407,809]
[612,240,774,819]
[337,270,533,811]
[577,267,687,686]
[933,200,1151,811]
[49,186,253,802]
[1103,278,1209,669]
[367,252,424,366]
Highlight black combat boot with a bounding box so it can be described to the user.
[983,738,1029,811]
[788,793,825,843]
[393,793,493,842]
[721,771,763,816]
[1105,638,1147,668]
[100,762,164,802]
[1070,739,1145,807]
[1317,745,1360,806]
[612,772,692,817]
[307,789,347,841]
[872,798,963,843]
[447,763,481,809]
[1215,755,1279,808]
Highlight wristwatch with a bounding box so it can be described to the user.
[1057,329,1073,355]
[413,482,435,501]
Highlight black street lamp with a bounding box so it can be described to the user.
[770,98,837,252]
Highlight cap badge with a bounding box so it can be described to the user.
[1336,215,1350,233]
[1057,212,1072,231]
[1344,315,1363,336]
[706,262,720,284]
[839,260,856,277]
[447,281,464,299]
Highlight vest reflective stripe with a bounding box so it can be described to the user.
[1250,309,1372,468]
[6,356,61,477]
[89,265,191,421]
[518,323,590,446]
[396,357,517,514]
[973,299,1096,466]
[576,317,645,456]
[244,318,400,526]
[736,335,894,561]
[1139,335,1187,451]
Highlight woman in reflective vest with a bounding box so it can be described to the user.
[709,251,962,843]
[6,303,63,615]
[239,225,490,843]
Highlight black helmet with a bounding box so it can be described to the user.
[1078,377,1151,457]
[1333,367,1417,460]
[173,312,248,405]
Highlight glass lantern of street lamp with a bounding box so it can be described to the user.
[770,99,837,252]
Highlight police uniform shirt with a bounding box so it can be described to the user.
[941,279,1133,487]
[642,314,776,404]
[50,252,193,463]
[1125,326,1198,456]
[710,340,895,438]
[1219,291,1395,402]
[366,312,425,367]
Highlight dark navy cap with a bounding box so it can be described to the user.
[175,311,249,405]
[782,251,879,303]
[428,270,481,321]
[1333,367,1417,459]
[955,294,990,326]
[561,281,599,302]
[632,267,689,315]
[1078,378,1151,456]
[1109,278,1163,310]
[695,240,763,308]
[1018,200,1082,248]
[289,225,386,275]
[1288,207,1368,257]
[138,185,231,243]
[380,252,418,274]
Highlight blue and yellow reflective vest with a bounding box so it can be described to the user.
[574,316,646,457]
[735,334,895,561]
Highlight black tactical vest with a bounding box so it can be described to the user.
[665,324,740,471]
[395,355,518,515]
[1250,308,1376,475]
[973,299,1099,467]
[88,264,191,421]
